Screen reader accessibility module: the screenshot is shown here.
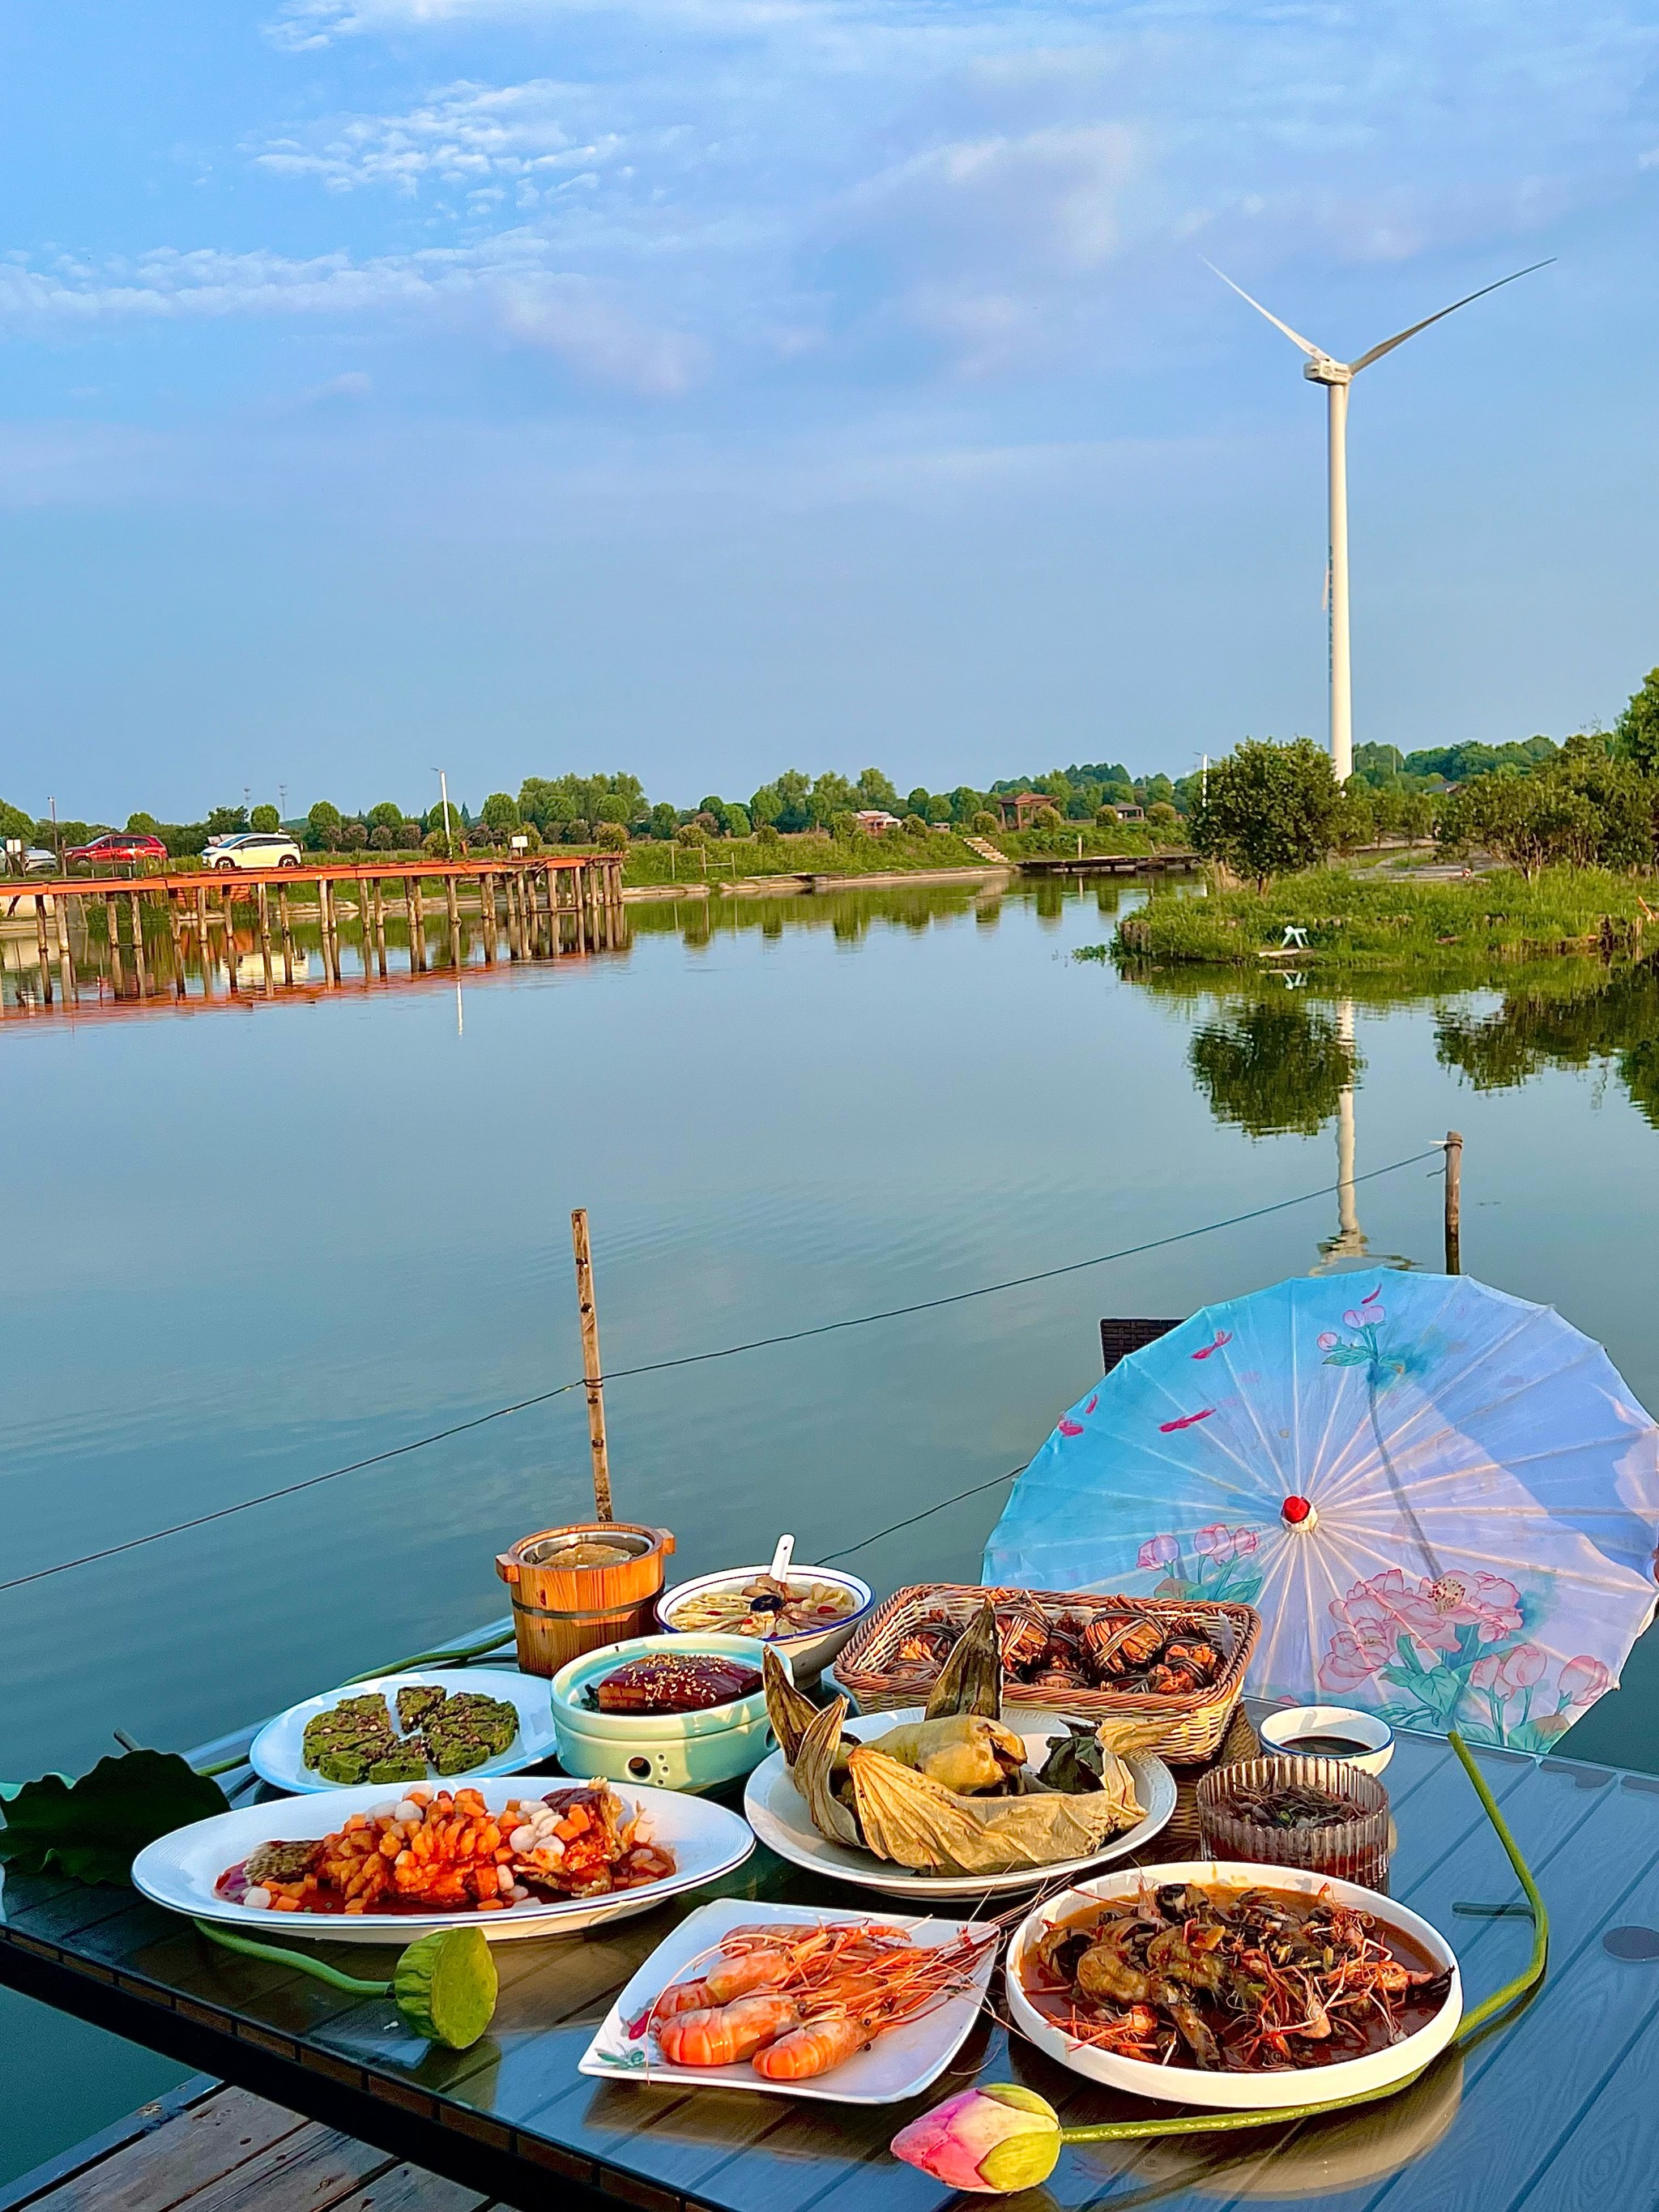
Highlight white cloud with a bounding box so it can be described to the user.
[266,0,819,51]
[0,239,700,394]
[254,79,627,199]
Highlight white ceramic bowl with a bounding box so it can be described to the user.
[655,1563,873,1681]
[1006,1860,1460,2110]
[1258,1703,1394,1775]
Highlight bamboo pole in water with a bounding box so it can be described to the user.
[164,895,187,998]
[105,893,124,997]
[255,883,274,993]
[221,885,239,993]
[1444,1130,1463,1275]
[51,895,75,1003]
[571,1208,613,1520]
[278,883,295,984]
[129,889,149,996]
[33,895,53,1003]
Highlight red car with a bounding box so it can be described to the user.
[66,832,168,869]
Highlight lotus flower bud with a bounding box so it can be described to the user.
[890,2084,1062,2193]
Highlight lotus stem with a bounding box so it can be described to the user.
[343,1629,515,1685]
[1445,1728,1548,2043]
[191,1917,389,1996]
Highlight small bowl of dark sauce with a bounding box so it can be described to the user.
[1259,1702,1393,1774]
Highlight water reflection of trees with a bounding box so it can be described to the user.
[628,878,1123,947]
[1434,958,1659,1128]
[1188,1001,1360,1137]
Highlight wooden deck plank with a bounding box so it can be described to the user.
[319,2163,492,2212]
[34,2095,309,2212]
[149,2124,395,2212]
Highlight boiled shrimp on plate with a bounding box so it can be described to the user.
[580,1897,1001,2105]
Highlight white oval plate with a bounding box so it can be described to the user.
[1006,1860,1461,2109]
[743,1707,1175,1902]
[581,1897,1000,2104]
[134,1775,755,1944]
[249,1670,556,1794]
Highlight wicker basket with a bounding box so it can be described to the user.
[833,1583,1260,1765]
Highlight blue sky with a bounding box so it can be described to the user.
[4,0,1659,821]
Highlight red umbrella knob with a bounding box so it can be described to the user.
[1282,1495,1315,1527]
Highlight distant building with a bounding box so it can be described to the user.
[1101,803,1146,822]
[994,792,1050,830]
[851,809,902,835]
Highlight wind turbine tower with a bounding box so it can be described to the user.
[1207,258,1552,783]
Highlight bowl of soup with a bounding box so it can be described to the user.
[655,1564,873,1682]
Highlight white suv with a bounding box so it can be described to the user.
[209,832,303,871]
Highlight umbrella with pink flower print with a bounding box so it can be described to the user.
[983,1272,1659,1749]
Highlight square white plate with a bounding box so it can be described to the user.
[579,1897,999,2105]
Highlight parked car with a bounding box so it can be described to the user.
[64,832,168,869]
[22,848,58,873]
[207,831,303,871]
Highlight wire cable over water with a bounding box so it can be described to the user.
[0,1146,1441,1595]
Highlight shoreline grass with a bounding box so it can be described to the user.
[1085,866,1653,972]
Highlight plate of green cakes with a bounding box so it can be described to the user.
[249,1669,558,1793]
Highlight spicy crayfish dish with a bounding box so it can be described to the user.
[215,1783,675,1915]
[630,1917,998,2082]
[1019,1880,1452,2073]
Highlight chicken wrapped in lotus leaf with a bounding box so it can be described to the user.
[864,1713,1026,1795]
[847,1741,1144,1876]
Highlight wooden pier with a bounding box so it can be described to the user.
[1016,849,1201,878]
[0,2081,476,2212]
[0,856,625,1014]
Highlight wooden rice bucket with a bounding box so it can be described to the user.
[495,1522,676,1678]
[834,1582,1260,1763]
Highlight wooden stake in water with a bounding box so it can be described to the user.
[1444,1129,1463,1275]
[571,1207,613,1520]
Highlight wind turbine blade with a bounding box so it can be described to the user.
[1203,260,1321,357]
[1348,258,1555,374]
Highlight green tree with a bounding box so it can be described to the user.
[854,767,899,813]
[594,820,629,851]
[1190,1001,1358,1138]
[1614,670,1659,775]
[249,804,281,833]
[1190,739,1344,889]
[750,770,812,832]
[648,801,679,839]
[901,813,928,836]
[724,805,751,839]
[480,792,522,835]
[1438,771,1598,878]
[754,822,781,847]
[366,801,403,833]
[338,819,369,850]
[809,771,856,827]
[305,800,343,851]
[0,797,33,845]
[126,811,162,835]
[206,805,248,835]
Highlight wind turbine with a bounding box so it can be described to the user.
[1207,257,1553,783]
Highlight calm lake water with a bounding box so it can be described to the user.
[4,874,1659,2176]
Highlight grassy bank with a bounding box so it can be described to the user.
[620,831,987,886]
[1089,867,1652,971]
